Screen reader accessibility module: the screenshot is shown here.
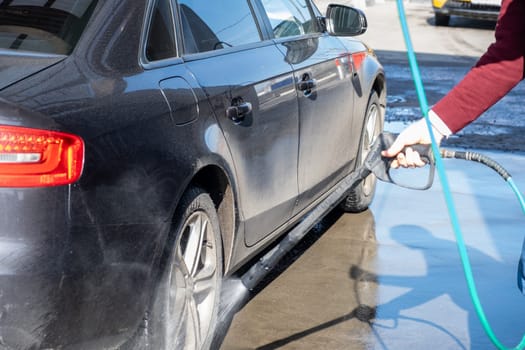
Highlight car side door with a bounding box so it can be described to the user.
[258,0,356,214]
[175,0,300,246]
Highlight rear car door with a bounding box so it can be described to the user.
[176,0,300,246]
[258,0,356,213]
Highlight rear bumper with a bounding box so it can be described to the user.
[0,257,148,349]
[0,186,68,348]
[0,187,155,349]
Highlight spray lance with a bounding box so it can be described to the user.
[240,132,429,291]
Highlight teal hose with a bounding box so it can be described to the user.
[395,2,525,349]
[509,178,525,214]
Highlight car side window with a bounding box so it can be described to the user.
[260,0,319,39]
[178,0,261,54]
[146,0,177,61]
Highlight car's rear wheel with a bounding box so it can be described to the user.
[340,91,382,213]
[147,187,223,350]
[435,13,450,26]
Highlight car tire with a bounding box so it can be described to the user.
[340,91,382,213]
[143,187,223,350]
[435,13,450,26]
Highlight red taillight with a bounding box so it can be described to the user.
[0,126,84,187]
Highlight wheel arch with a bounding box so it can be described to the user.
[187,164,237,274]
[371,73,387,108]
[359,51,387,120]
[371,72,387,123]
[351,72,386,173]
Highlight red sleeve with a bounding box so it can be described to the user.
[432,0,525,133]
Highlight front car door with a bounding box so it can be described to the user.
[176,0,300,246]
[258,0,356,213]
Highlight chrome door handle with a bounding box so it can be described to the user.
[297,79,316,91]
[226,101,252,123]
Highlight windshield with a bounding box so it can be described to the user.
[0,0,98,55]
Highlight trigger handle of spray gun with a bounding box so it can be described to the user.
[363,132,435,190]
[379,132,434,165]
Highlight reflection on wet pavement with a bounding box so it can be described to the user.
[222,150,525,349]
[221,209,380,349]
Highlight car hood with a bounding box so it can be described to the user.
[0,50,66,90]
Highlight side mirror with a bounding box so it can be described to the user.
[325,5,367,36]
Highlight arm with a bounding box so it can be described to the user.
[433,0,525,132]
[384,0,525,167]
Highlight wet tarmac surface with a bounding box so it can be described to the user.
[221,150,525,349]
[222,2,525,349]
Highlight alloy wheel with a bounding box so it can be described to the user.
[167,210,220,349]
[361,103,381,197]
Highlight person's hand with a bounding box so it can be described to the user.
[381,119,444,168]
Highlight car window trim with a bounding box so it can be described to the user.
[0,48,67,60]
[309,0,322,16]
[142,56,184,70]
[304,0,322,32]
[249,0,274,40]
[180,39,277,62]
[139,0,183,69]
[271,31,324,46]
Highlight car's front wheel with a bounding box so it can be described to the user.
[148,187,223,350]
[340,91,383,213]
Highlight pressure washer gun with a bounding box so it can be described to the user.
[365,132,512,191]
[359,132,435,190]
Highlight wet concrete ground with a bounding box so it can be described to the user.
[221,150,525,349]
[222,2,525,349]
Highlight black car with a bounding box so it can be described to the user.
[0,0,385,349]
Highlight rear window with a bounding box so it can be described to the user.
[0,0,97,55]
